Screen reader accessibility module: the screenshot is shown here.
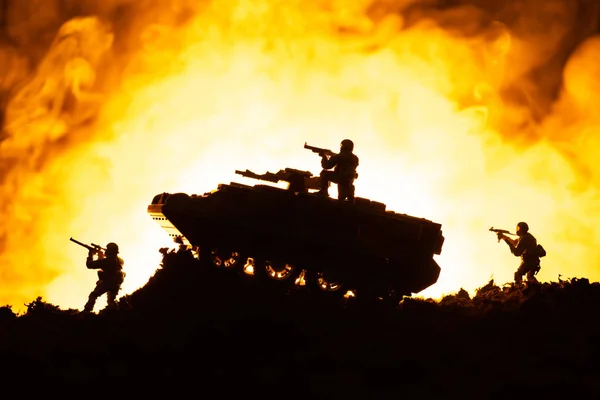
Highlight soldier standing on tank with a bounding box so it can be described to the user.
[497,222,540,284]
[316,139,359,202]
[83,242,125,313]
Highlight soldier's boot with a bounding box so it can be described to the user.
[526,271,538,284]
[348,184,355,203]
[514,272,523,285]
[83,294,98,313]
[106,292,118,309]
[338,183,355,202]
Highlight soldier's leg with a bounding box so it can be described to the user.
[525,266,539,283]
[106,282,123,308]
[318,171,337,196]
[525,270,538,283]
[318,170,329,194]
[337,183,346,200]
[84,281,108,312]
[106,290,117,308]
[513,271,523,284]
[83,295,96,313]
[337,180,355,202]
[514,263,527,284]
[337,182,349,201]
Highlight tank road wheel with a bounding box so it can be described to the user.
[265,259,297,281]
[295,269,348,304]
[316,272,343,292]
[252,258,302,293]
[209,248,245,270]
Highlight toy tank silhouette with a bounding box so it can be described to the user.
[148,167,444,302]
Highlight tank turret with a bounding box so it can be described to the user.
[148,166,444,303]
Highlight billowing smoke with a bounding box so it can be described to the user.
[1,0,600,311]
[0,0,203,308]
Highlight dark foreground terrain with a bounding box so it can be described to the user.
[1,248,599,397]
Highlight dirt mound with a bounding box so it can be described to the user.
[1,247,599,397]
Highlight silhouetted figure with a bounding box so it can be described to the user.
[317,139,359,201]
[83,242,125,312]
[497,222,540,284]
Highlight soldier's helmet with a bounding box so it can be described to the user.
[516,222,529,233]
[106,242,119,255]
[341,139,354,152]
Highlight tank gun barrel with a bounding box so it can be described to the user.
[235,168,320,193]
[235,169,280,183]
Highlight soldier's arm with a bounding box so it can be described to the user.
[501,236,518,254]
[86,255,102,269]
[321,154,338,169]
[510,237,527,256]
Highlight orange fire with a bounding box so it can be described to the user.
[1,1,599,312]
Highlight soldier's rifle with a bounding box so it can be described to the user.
[304,142,335,157]
[70,237,105,254]
[489,227,516,243]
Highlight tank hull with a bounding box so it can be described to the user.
[149,182,444,297]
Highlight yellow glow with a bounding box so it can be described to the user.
[243,259,256,276]
[295,270,307,286]
[265,262,296,280]
[1,2,600,312]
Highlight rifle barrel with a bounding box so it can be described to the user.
[70,237,104,251]
[69,237,87,247]
[304,143,334,156]
[489,228,516,235]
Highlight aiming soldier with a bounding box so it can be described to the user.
[83,242,125,312]
[306,139,359,202]
[496,222,542,284]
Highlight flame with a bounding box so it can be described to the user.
[1,1,600,312]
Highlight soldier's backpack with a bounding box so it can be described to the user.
[537,244,546,258]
